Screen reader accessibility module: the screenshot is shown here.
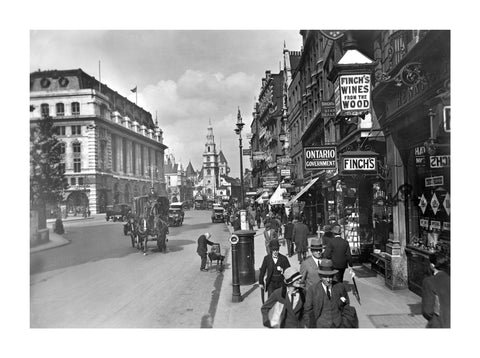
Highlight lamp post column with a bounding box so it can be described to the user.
[239,134,244,210]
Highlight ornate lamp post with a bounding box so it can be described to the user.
[234,107,245,209]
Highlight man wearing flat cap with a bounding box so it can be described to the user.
[259,240,291,297]
[304,259,350,328]
[300,238,324,290]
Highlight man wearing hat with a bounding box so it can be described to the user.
[322,224,334,247]
[292,217,309,264]
[300,238,324,290]
[324,224,352,283]
[259,240,291,297]
[261,267,306,328]
[197,232,216,272]
[304,259,350,328]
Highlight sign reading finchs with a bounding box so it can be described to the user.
[334,74,371,116]
[304,146,337,170]
[340,151,378,174]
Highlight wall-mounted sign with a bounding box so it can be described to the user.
[415,145,426,167]
[425,176,444,187]
[304,146,337,170]
[340,151,378,174]
[420,218,429,228]
[430,220,441,230]
[334,74,371,116]
[242,148,251,156]
[321,101,336,118]
[429,155,450,169]
[280,169,291,177]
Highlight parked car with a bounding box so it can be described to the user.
[105,203,131,222]
[211,206,226,223]
[168,202,185,226]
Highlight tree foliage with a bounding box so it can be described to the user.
[30,115,67,206]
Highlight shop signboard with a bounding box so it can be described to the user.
[280,169,291,178]
[334,74,371,117]
[321,101,336,118]
[425,176,444,187]
[429,155,450,169]
[415,145,426,167]
[304,146,337,170]
[245,191,257,196]
[340,152,378,174]
[242,148,251,156]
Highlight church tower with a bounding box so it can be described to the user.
[202,121,219,199]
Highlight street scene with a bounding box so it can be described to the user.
[29,28,452,334]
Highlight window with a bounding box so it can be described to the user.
[71,102,80,115]
[58,162,65,174]
[207,156,210,162]
[54,126,66,136]
[78,177,84,186]
[71,125,81,136]
[71,177,76,185]
[73,158,81,173]
[56,103,65,116]
[41,103,49,118]
[72,142,81,154]
[59,142,66,155]
[207,169,211,175]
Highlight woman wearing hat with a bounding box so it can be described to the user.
[304,259,350,328]
[261,267,306,328]
[300,238,324,290]
[258,240,291,297]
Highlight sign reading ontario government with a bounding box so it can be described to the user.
[304,146,337,170]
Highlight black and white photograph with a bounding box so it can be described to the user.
[2,1,477,357]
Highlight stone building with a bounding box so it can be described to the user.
[30,69,167,216]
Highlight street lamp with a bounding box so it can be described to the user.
[235,107,245,209]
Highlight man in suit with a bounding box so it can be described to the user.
[261,267,306,328]
[324,224,352,283]
[197,232,216,272]
[259,240,291,297]
[422,254,450,328]
[284,219,294,257]
[300,238,324,290]
[304,259,350,328]
[292,217,309,264]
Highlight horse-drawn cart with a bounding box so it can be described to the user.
[125,195,170,255]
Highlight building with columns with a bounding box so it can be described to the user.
[30,69,167,216]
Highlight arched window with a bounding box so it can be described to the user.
[71,102,80,115]
[41,103,49,118]
[56,103,65,116]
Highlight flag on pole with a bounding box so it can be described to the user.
[130,86,137,93]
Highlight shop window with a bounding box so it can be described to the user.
[71,102,80,115]
[56,103,65,116]
[73,158,81,173]
[41,103,49,118]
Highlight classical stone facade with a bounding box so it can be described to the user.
[30,69,167,215]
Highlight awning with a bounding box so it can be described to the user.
[269,185,288,205]
[287,177,320,205]
[256,191,270,203]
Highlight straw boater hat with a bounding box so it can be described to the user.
[283,267,302,285]
[309,238,324,250]
[317,259,339,276]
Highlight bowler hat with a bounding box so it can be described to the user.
[309,238,324,250]
[269,239,280,250]
[317,259,339,276]
[283,267,302,285]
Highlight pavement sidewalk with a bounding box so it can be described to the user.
[213,224,424,328]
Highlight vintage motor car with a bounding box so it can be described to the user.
[211,206,225,223]
[105,203,131,222]
[168,202,185,226]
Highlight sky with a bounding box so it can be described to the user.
[30,30,303,177]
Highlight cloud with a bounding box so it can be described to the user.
[140,69,257,175]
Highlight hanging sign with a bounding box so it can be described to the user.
[304,146,337,170]
[429,155,450,169]
[340,151,378,174]
[430,220,441,230]
[321,101,336,118]
[280,169,291,177]
[334,74,371,116]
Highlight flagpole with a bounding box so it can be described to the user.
[98,60,101,93]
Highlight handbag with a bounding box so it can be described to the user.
[268,302,284,328]
[341,304,359,328]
